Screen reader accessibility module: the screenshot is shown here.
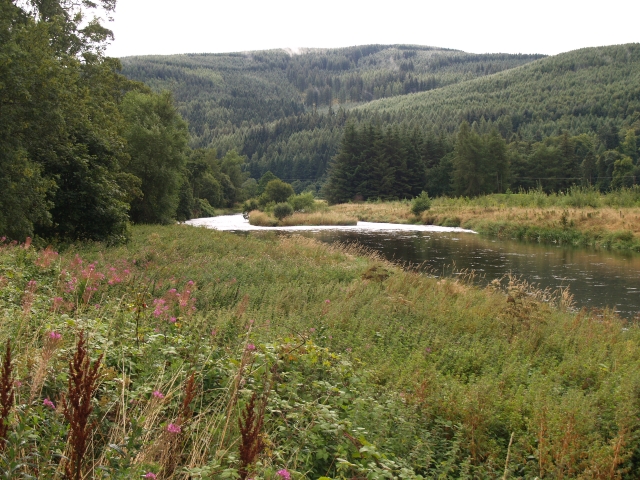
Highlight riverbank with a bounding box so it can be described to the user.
[1,225,638,477]
[248,210,357,226]
[330,193,640,251]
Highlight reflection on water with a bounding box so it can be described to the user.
[300,230,640,318]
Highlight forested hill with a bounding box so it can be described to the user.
[120,44,640,191]
[357,43,640,141]
[120,45,544,148]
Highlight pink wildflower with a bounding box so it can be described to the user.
[167,423,181,434]
[276,469,291,480]
[152,390,165,399]
[49,331,62,341]
[324,299,330,304]
[246,343,256,351]
[143,473,157,479]
[309,328,316,333]
[169,317,177,323]
[43,398,55,409]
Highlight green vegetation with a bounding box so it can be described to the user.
[120,44,640,191]
[1,226,639,478]
[411,192,432,216]
[329,187,640,251]
[0,0,209,242]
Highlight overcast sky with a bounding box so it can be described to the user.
[105,0,639,58]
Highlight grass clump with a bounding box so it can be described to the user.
[0,227,639,478]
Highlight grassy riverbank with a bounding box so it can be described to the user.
[330,188,640,251]
[248,210,357,227]
[1,226,639,478]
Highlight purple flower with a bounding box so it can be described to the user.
[246,343,256,351]
[276,469,291,480]
[324,299,330,304]
[152,390,165,399]
[143,473,157,479]
[43,398,55,409]
[167,423,181,434]
[48,331,62,341]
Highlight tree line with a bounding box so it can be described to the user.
[324,120,640,202]
[0,0,243,243]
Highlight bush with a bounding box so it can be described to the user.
[273,202,294,220]
[262,179,295,204]
[288,192,315,212]
[242,198,260,219]
[411,191,432,215]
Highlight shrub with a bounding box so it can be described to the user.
[411,191,432,215]
[288,192,315,212]
[262,180,295,204]
[242,198,260,219]
[273,202,294,220]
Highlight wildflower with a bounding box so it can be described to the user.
[309,327,316,332]
[14,380,22,388]
[143,473,157,479]
[425,347,432,354]
[246,343,256,351]
[95,304,100,309]
[49,331,62,341]
[276,469,291,480]
[167,423,181,434]
[346,347,352,352]
[169,316,177,323]
[152,390,165,399]
[211,329,217,336]
[324,299,330,304]
[43,398,55,409]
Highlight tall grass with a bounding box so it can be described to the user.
[248,210,357,227]
[432,185,640,209]
[0,227,639,478]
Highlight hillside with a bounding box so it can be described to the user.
[121,44,640,192]
[359,43,640,140]
[120,45,544,146]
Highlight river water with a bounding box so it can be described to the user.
[187,215,640,318]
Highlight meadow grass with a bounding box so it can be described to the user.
[248,210,357,227]
[330,188,640,251]
[1,226,639,478]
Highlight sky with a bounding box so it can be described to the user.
[105,0,640,58]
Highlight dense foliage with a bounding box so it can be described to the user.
[0,0,197,242]
[1,226,639,478]
[120,44,640,190]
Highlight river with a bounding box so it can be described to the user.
[187,214,640,318]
